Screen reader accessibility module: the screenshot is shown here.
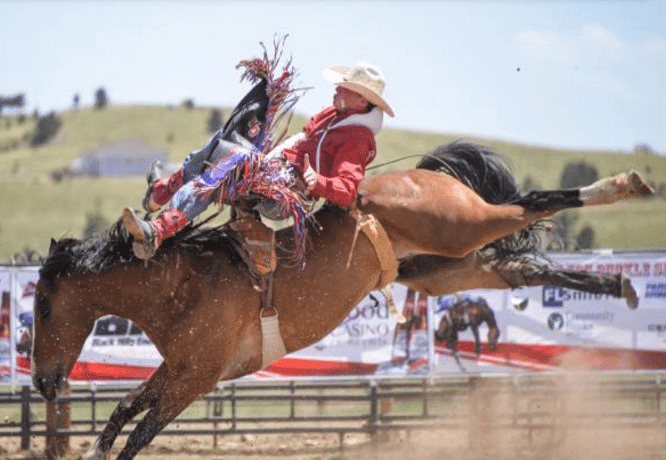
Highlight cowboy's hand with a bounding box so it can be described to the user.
[302,154,317,191]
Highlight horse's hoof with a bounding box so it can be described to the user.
[621,272,639,310]
[627,170,655,197]
[81,448,111,460]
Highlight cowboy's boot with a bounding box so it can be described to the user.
[122,207,188,260]
[228,217,276,276]
[142,161,185,212]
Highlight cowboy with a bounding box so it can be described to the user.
[122,61,394,275]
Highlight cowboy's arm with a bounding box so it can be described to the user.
[310,130,375,206]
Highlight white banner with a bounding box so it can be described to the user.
[431,252,666,374]
[2,251,665,383]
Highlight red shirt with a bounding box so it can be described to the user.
[283,106,377,207]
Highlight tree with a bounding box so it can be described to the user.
[83,213,110,239]
[576,225,596,250]
[29,112,61,147]
[83,197,110,239]
[94,87,108,110]
[634,143,654,155]
[208,108,224,133]
[546,210,580,251]
[559,161,599,189]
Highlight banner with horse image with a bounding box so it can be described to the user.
[430,251,666,374]
[2,251,666,384]
[0,267,39,384]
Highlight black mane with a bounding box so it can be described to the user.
[39,219,242,287]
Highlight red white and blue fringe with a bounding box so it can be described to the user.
[195,37,314,268]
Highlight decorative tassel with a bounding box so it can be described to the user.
[195,36,314,268]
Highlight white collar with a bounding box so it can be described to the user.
[331,107,384,135]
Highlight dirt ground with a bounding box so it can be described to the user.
[3,423,666,460]
[4,371,666,460]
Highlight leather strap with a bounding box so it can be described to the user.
[348,211,399,290]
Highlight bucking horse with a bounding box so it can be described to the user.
[31,48,652,460]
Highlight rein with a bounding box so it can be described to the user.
[365,154,425,171]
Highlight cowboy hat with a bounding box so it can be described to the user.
[322,62,394,117]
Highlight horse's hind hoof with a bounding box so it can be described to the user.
[627,170,655,197]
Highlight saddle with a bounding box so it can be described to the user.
[226,213,276,281]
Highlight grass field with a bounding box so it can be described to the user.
[0,105,664,262]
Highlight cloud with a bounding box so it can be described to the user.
[643,34,666,57]
[580,24,626,56]
[517,23,628,63]
[517,30,570,62]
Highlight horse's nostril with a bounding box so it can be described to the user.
[34,373,60,401]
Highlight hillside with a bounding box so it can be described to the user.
[0,105,664,262]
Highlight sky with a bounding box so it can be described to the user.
[1,0,664,153]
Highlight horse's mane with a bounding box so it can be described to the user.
[39,219,242,287]
[417,141,545,259]
[38,203,349,287]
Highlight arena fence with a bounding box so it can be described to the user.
[2,372,666,455]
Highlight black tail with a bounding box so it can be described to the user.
[417,141,522,204]
[417,141,543,259]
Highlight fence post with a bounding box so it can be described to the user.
[369,380,379,444]
[45,380,71,460]
[378,381,396,442]
[20,385,31,451]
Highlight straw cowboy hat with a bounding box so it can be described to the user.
[323,62,395,117]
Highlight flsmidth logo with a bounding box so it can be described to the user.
[542,286,616,307]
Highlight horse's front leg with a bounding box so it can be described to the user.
[113,363,221,460]
[471,325,481,356]
[449,334,465,372]
[82,364,169,460]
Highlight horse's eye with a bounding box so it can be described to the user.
[35,293,52,320]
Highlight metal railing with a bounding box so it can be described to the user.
[2,372,666,454]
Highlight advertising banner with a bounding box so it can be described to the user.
[431,252,666,374]
[0,267,39,384]
[2,251,665,384]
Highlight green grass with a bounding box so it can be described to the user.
[0,105,664,261]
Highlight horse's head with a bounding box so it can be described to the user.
[32,239,97,401]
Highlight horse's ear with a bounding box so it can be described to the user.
[48,238,57,256]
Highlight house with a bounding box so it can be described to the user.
[72,138,169,177]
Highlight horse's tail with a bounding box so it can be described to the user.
[417,141,544,259]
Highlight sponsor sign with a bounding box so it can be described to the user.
[2,251,666,383]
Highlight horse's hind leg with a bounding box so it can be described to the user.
[398,253,638,309]
[512,170,653,211]
[360,169,653,260]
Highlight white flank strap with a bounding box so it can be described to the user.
[260,311,287,368]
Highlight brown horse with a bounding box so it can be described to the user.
[31,153,651,459]
[434,294,499,371]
